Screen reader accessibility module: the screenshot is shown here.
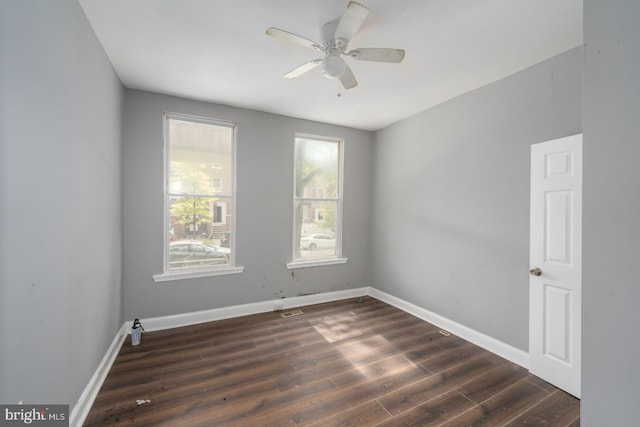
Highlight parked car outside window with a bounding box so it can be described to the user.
[169,240,230,268]
[300,234,336,250]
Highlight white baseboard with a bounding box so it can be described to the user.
[71,285,528,426]
[368,287,529,369]
[69,322,128,427]
[139,287,369,332]
[68,287,368,426]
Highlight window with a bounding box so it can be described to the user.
[211,177,223,193]
[289,134,346,268]
[155,112,241,281]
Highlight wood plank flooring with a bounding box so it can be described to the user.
[85,297,580,426]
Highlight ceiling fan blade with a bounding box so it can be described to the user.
[347,48,406,63]
[334,1,369,43]
[283,59,323,79]
[339,63,358,90]
[266,27,324,52]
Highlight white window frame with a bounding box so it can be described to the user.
[287,133,347,269]
[154,112,243,282]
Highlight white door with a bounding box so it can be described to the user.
[529,134,582,398]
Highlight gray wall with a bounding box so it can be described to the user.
[8,4,635,424]
[582,1,640,424]
[0,0,124,406]
[370,47,582,351]
[122,90,372,319]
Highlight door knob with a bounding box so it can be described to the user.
[529,267,542,276]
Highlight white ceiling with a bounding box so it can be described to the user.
[79,0,582,131]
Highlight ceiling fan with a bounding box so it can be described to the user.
[266,1,405,90]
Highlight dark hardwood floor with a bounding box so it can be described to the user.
[85,297,580,426]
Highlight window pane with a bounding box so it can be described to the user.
[295,138,339,198]
[168,196,233,269]
[165,114,236,273]
[295,200,337,259]
[168,119,232,196]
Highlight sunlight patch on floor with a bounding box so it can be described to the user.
[311,313,418,380]
[311,312,363,343]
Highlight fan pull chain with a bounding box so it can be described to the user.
[337,80,343,97]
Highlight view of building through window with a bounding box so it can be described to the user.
[293,135,342,260]
[165,114,235,271]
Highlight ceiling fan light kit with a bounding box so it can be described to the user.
[266,1,406,90]
[322,52,347,79]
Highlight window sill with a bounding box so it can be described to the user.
[153,266,244,282]
[286,257,348,270]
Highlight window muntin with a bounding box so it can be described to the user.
[164,113,236,273]
[293,135,343,261]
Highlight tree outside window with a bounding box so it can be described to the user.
[293,135,343,261]
[165,114,236,271]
